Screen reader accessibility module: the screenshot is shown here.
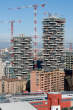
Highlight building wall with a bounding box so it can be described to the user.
[30,71,41,92]
[61,99,71,108]
[30,70,65,92]
[65,50,73,70]
[30,100,49,110]
[71,101,73,107]
[0,78,26,94]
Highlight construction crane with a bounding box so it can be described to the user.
[0,20,22,38]
[8,3,46,68]
[9,20,22,38]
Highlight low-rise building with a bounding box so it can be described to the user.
[0,78,26,94]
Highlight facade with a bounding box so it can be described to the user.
[10,35,33,79]
[30,71,41,92]
[0,48,10,62]
[4,61,14,78]
[0,58,5,79]
[0,78,26,94]
[30,70,65,92]
[42,17,65,71]
[65,50,73,70]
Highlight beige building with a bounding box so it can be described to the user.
[0,78,26,94]
[30,70,65,92]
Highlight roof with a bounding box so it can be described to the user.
[0,102,37,110]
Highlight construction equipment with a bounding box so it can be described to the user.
[8,3,46,65]
[9,20,22,37]
[0,20,22,37]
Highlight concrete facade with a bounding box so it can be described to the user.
[42,17,65,71]
[10,35,33,79]
[30,71,41,92]
[65,50,73,70]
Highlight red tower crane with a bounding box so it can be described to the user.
[9,20,22,37]
[8,3,46,67]
[0,20,22,37]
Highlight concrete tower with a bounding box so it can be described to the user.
[42,17,65,71]
[10,34,33,80]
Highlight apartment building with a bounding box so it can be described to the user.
[10,35,33,79]
[0,78,26,94]
[65,50,73,70]
[30,70,65,92]
[42,17,65,71]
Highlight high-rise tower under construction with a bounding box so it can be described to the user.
[42,17,65,71]
[10,34,32,79]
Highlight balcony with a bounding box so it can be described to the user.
[25,61,29,64]
[22,71,27,74]
[22,56,27,59]
[17,43,21,46]
[13,61,18,64]
[15,59,21,61]
[50,59,57,61]
[28,59,33,61]
[24,46,30,49]
[45,58,48,61]
[13,46,19,49]
[43,53,49,56]
[28,64,33,66]
[44,43,48,46]
[13,51,22,54]
[21,41,26,44]
[46,63,51,66]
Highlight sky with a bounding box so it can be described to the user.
[0,0,73,48]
